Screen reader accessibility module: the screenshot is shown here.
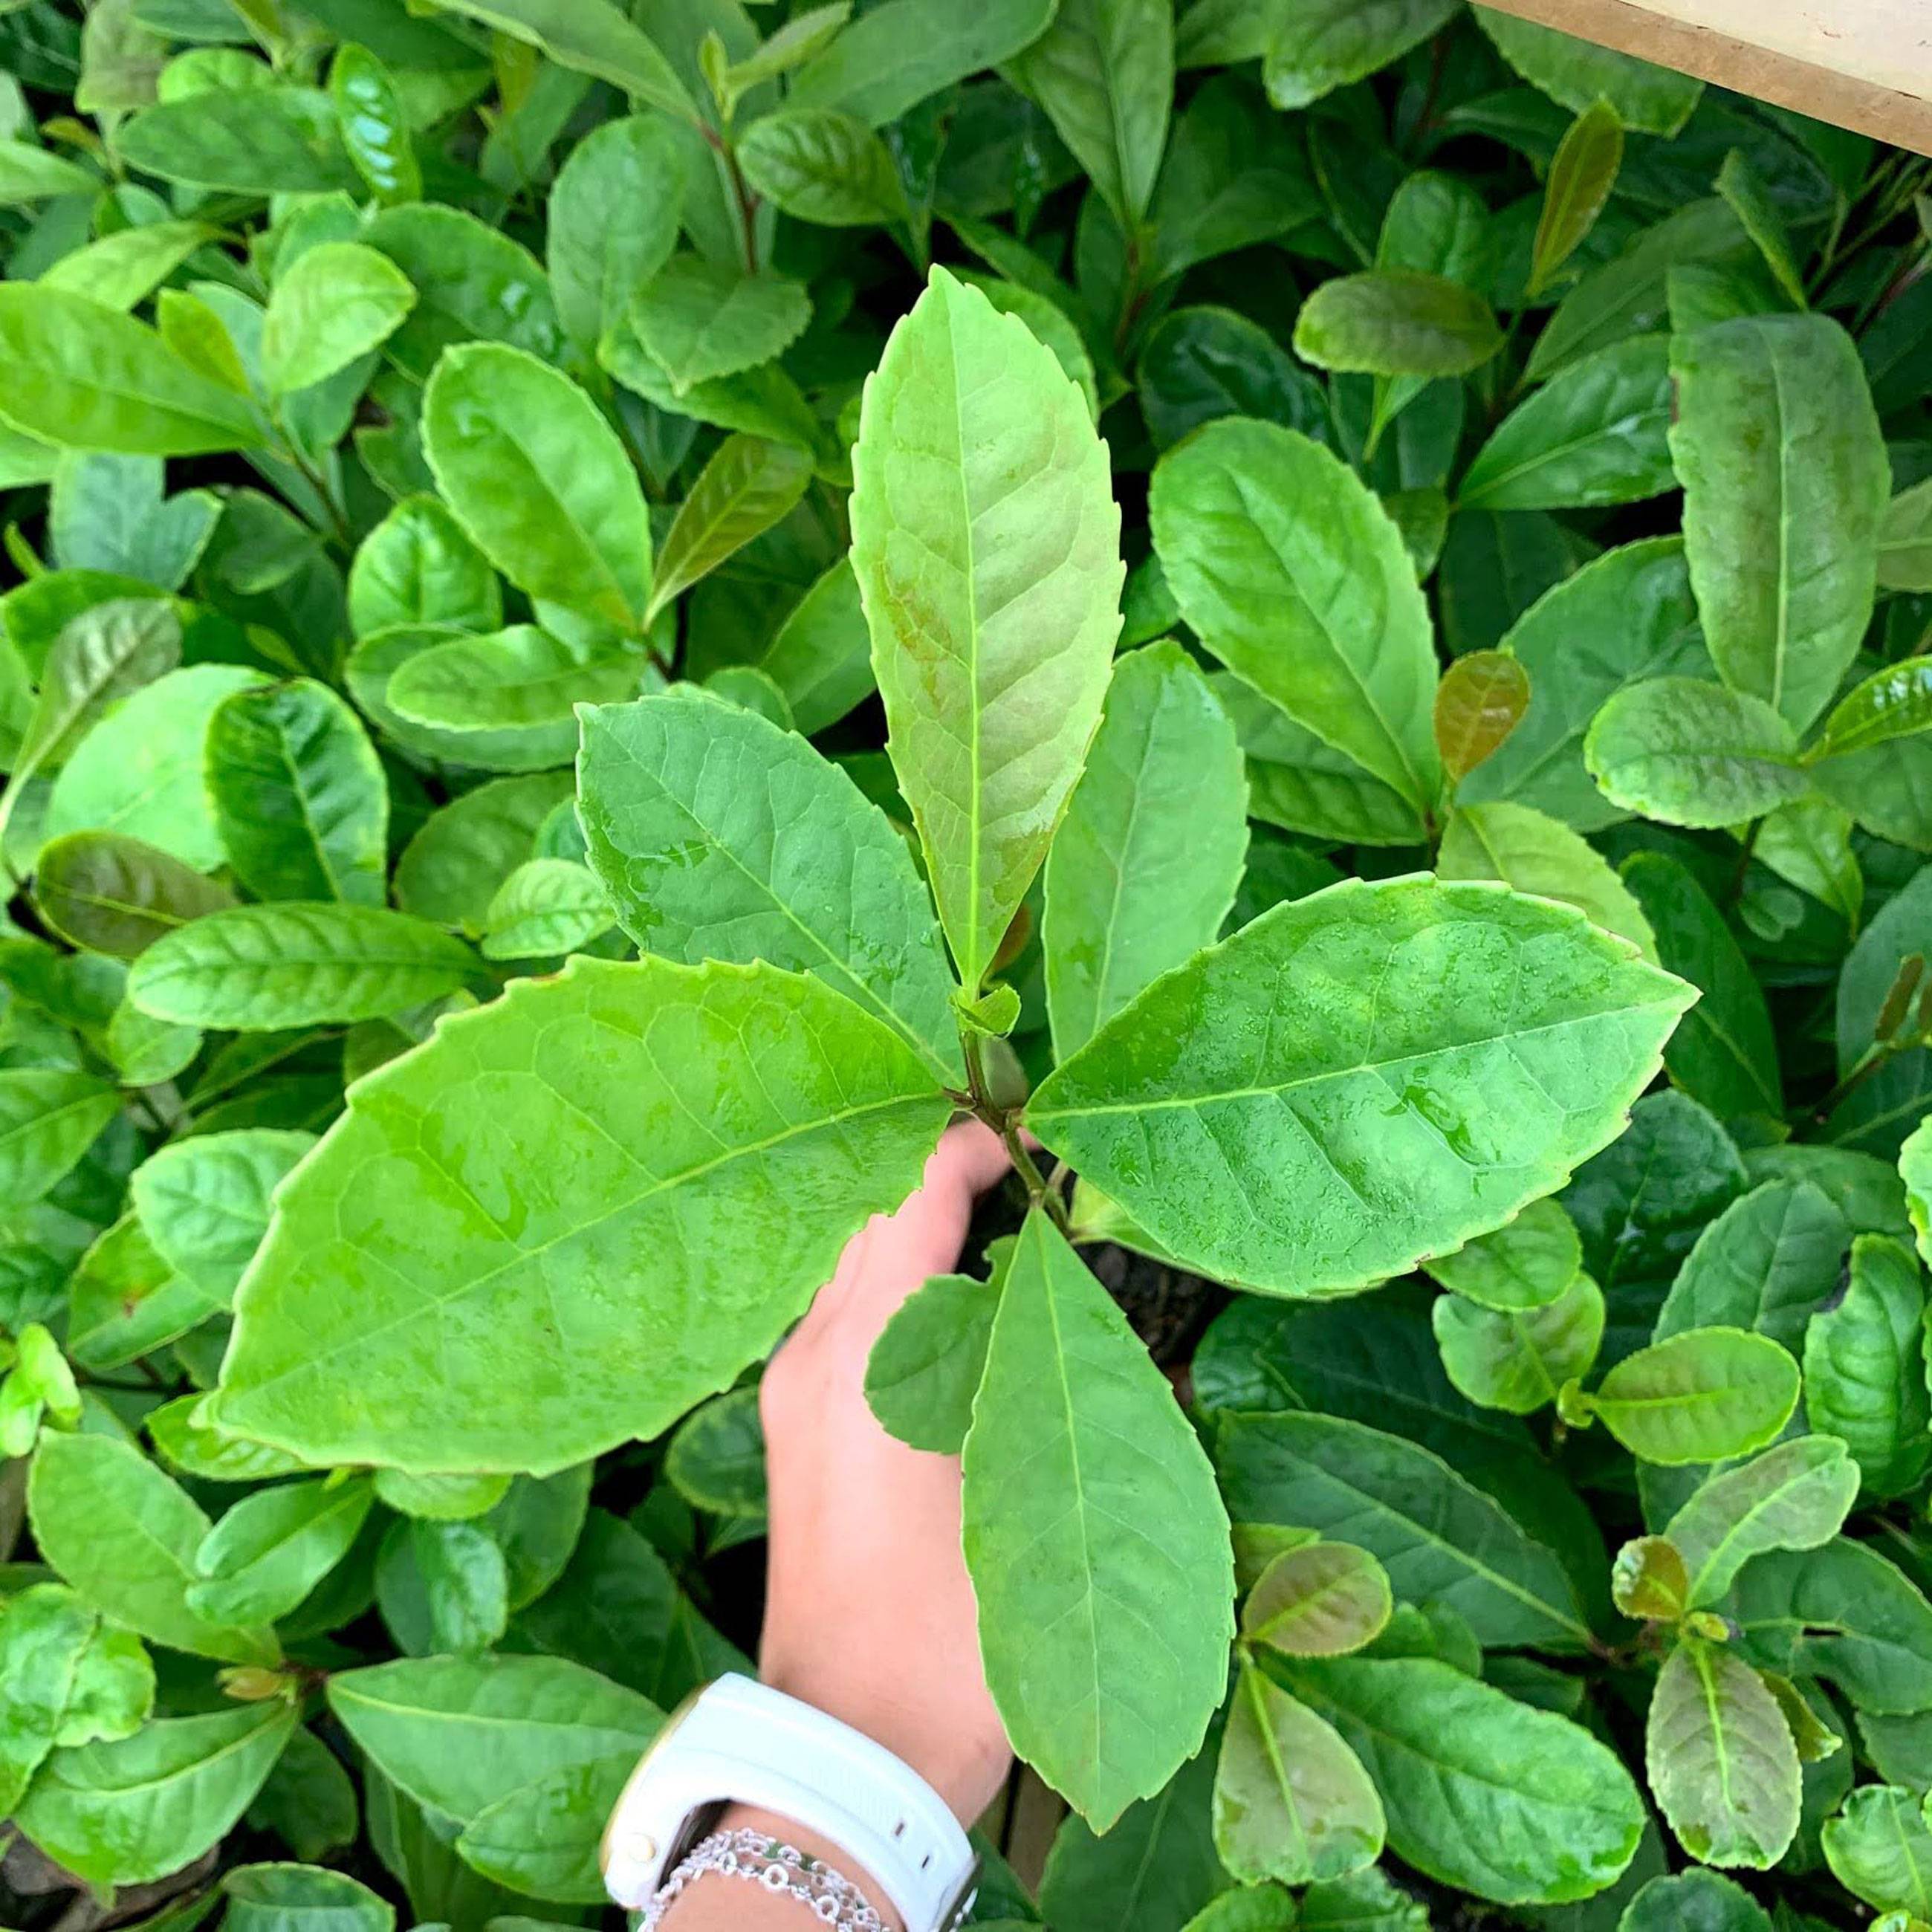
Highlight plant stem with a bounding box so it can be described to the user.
[703,124,762,275]
[959,1026,1069,1232]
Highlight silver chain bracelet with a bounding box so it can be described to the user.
[641,1826,892,1930]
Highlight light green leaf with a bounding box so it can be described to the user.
[1030,875,1691,1297]
[393,770,573,934]
[1473,6,1702,133]
[1655,1179,1850,1354]
[222,1864,394,1932]
[27,1432,277,1664]
[547,115,685,355]
[1665,1436,1860,1609]
[863,1271,995,1454]
[349,495,502,640]
[262,241,415,396]
[1432,1271,1605,1414]
[131,1129,314,1300]
[422,342,652,632]
[41,221,221,314]
[0,1071,120,1208]
[388,625,646,736]
[1007,0,1171,233]
[418,0,695,121]
[14,1702,296,1889]
[1285,1653,1644,1904]
[328,1652,658,1825]
[1815,658,1932,760]
[129,904,479,1030]
[1242,1540,1392,1657]
[1179,1888,1297,1932]
[1151,418,1439,812]
[736,108,908,226]
[1905,1116,1932,1268]
[1421,1196,1583,1310]
[481,859,614,960]
[1530,101,1623,299]
[1438,800,1656,959]
[1044,641,1248,1059]
[1260,0,1456,109]
[189,1476,373,1624]
[456,1752,634,1902]
[646,433,814,625]
[1294,270,1503,378]
[0,137,98,200]
[1669,314,1887,733]
[1803,1232,1931,1497]
[1647,1639,1800,1868]
[632,258,811,397]
[1823,1786,1932,1916]
[1584,677,1808,828]
[1461,335,1671,512]
[851,266,1121,991]
[962,1212,1233,1829]
[1214,1664,1382,1884]
[1621,851,1779,1120]
[579,689,961,1082]
[1879,479,1932,594]
[1578,1326,1800,1465]
[753,556,875,736]
[117,86,356,191]
[215,957,947,1472]
[1213,1408,1588,1647]
[785,0,1055,126]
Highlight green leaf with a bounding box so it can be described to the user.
[42,221,221,315]
[129,904,478,1029]
[205,681,386,909]
[393,771,573,934]
[388,625,645,737]
[1584,677,1808,828]
[1578,1326,1800,1465]
[577,688,962,1083]
[1214,1663,1383,1884]
[1669,314,1888,733]
[328,1652,658,1825]
[481,859,613,960]
[1242,1541,1392,1657]
[863,1271,995,1454]
[785,0,1055,126]
[456,1751,634,1902]
[1647,1638,1800,1869]
[1007,0,1172,233]
[1664,1436,1860,1609]
[1621,851,1779,1119]
[962,1211,1233,1829]
[0,1071,120,1208]
[189,1476,373,1624]
[1260,0,1456,109]
[1152,418,1439,811]
[422,342,652,632]
[14,1702,296,1889]
[632,258,811,396]
[262,242,415,396]
[1473,7,1702,133]
[548,115,685,355]
[851,267,1121,990]
[1656,1179,1850,1354]
[0,137,98,201]
[349,495,502,640]
[1284,1653,1644,1904]
[1213,1409,1589,1647]
[118,85,356,190]
[1611,1534,1690,1621]
[1180,1890,1296,1932]
[1438,801,1656,959]
[1043,641,1248,1059]
[646,433,814,625]
[1621,1869,1774,1931]
[1432,1271,1606,1413]
[1300,1870,1429,1931]
[753,556,874,736]
[0,286,260,456]
[1530,101,1623,299]
[1461,335,1672,512]
[1815,658,1932,761]
[131,1128,314,1300]
[1421,1195,1583,1310]
[1803,1232,1932,1497]
[418,0,694,121]
[1715,148,1806,309]
[736,108,909,226]
[1878,479,1932,594]
[28,1432,276,1664]
[1294,270,1503,378]
[215,957,947,1472]
[1823,1786,1932,1916]
[223,1864,394,1932]
[330,42,421,207]
[1030,875,1691,1297]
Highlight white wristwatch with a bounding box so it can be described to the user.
[600,1674,979,1930]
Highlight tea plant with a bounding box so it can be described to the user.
[1,0,1932,1926]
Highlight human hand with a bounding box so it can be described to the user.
[756,1119,1016,1826]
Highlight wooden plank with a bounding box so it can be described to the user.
[1476,0,1932,155]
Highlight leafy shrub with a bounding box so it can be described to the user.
[1,0,1931,1925]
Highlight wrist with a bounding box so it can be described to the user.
[714,1805,907,1932]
